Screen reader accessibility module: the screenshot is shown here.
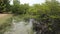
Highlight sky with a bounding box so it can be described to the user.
[20,0,45,5]
[10,0,60,6]
[10,0,45,5]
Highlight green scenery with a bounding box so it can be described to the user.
[0,14,12,25]
[0,14,12,34]
[0,0,60,34]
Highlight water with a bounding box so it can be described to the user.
[4,19,33,34]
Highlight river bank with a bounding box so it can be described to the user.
[0,14,12,34]
[0,14,12,25]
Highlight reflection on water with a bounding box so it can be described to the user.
[4,19,33,34]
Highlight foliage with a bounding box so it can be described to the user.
[31,0,60,34]
[11,0,30,15]
[10,0,60,34]
[0,0,60,34]
[0,0,10,13]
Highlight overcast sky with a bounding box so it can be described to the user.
[20,0,45,5]
[10,0,45,5]
[10,0,60,6]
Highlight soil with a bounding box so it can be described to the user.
[0,14,8,18]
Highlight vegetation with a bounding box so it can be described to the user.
[0,0,60,34]
[0,15,12,34]
[0,0,11,13]
[0,14,12,25]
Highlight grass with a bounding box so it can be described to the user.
[0,14,12,25]
[0,14,12,34]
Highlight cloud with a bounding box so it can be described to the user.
[20,0,45,5]
[10,0,60,5]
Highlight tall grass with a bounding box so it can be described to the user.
[0,14,12,34]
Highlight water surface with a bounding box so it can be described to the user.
[4,19,33,34]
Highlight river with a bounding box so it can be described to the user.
[4,19,34,34]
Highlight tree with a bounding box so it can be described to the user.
[0,0,10,13]
[31,0,60,34]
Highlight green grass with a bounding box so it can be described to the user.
[0,14,12,25]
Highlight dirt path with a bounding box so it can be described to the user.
[0,14,10,18]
